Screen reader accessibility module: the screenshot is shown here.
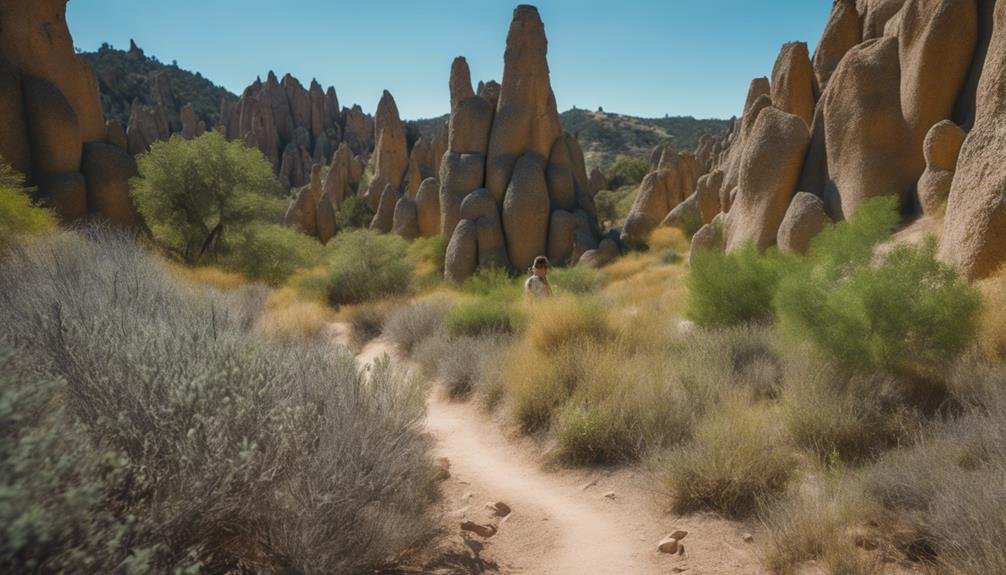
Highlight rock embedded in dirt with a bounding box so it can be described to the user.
[433,457,451,481]
[490,501,512,517]
[657,537,679,554]
[460,521,498,538]
[742,533,754,543]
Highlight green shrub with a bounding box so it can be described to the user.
[555,401,628,465]
[549,266,605,294]
[229,222,325,284]
[687,244,795,327]
[335,195,374,230]
[131,131,284,263]
[445,297,523,337]
[347,302,392,350]
[594,186,636,225]
[0,229,436,573]
[327,229,414,305]
[607,155,650,189]
[661,395,797,518]
[776,238,980,375]
[408,234,448,288]
[461,266,521,299]
[0,161,55,251]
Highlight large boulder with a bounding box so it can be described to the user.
[461,189,508,269]
[547,209,577,265]
[81,142,140,227]
[695,171,723,224]
[502,152,550,271]
[777,192,831,255]
[36,171,87,220]
[918,120,966,215]
[0,53,29,176]
[316,192,337,244]
[449,95,494,155]
[859,0,907,40]
[392,196,420,241]
[939,0,1006,279]
[370,184,399,234]
[621,169,678,247]
[439,152,486,239]
[689,214,725,264]
[578,238,619,269]
[587,167,608,196]
[22,75,81,175]
[546,136,578,211]
[444,219,478,284]
[813,0,863,96]
[770,42,815,128]
[416,177,441,238]
[365,90,409,208]
[662,193,701,234]
[724,107,810,252]
[485,5,563,205]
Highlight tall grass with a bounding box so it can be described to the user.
[0,229,436,573]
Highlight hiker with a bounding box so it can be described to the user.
[524,256,553,299]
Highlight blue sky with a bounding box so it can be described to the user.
[68,1,830,120]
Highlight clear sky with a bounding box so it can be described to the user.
[67,1,831,121]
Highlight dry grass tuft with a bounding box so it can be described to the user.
[977,269,1006,361]
[164,261,248,290]
[258,287,335,343]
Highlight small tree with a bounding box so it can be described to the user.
[131,132,284,263]
[607,155,650,189]
[0,161,55,251]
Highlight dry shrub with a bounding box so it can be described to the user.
[601,252,654,282]
[661,394,797,518]
[526,295,613,354]
[648,226,690,253]
[164,261,248,290]
[384,297,453,355]
[258,287,336,343]
[345,301,398,350]
[602,256,690,317]
[760,478,885,575]
[0,229,436,573]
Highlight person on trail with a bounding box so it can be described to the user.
[524,256,553,299]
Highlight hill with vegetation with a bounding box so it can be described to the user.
[80,42,237,128]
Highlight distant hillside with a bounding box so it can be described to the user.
[560,108,730,169]
[80,42,236,128]
[408,109,730,171]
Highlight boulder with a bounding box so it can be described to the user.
[939,0,1006,279]
[81,142,140,227]
[316,192,337,244]
[695,170,723,224]
[22,75,81,175]
[439,152,486,239]
[587,167,608,196]
[578,238,620,269]
[36,171,87,221]
[502,152,550,271]
[770,42,815,128]
[546,136,578,211]
[485,5,563,204]
[105,119,127,150]
[953,0,997,129]
[690,214,725,264]
[0,53,29,176]
[662,193,701,234]
[777,192,831,254]
[450,56,475,111]
[370,184,399,234]
[478,80,502,110]
[342,104,374,156]
[445,219,478,284]
[918,120,966,215]
[449,95,494,155]
[416,177,441,238]
[621,169,678,247]
[724,107,811,252]
[813,0,863,96]
[859,0,907,40]
[322,143,353,209]
[392,195,420,240]
[547,209,577,265]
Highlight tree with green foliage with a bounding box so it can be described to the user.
[327,229,414,305]
[230,223,326,285]
[131,132,284,263]
[0,161,55,251]
[335,195,375,230]
[606,155,650,189]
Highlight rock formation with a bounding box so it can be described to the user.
[918,120,966,215]
[940,0,1006,279]
[0,0,141,225]
[587,167,609,196]
[365,90,409,210]
[777,192,832,255]
[440,5,603,282]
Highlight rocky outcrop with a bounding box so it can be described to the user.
[918,120,966,215]
[813,0,862,96]
[392,196,420,241]
[689,214,725,263]
[771,42,815,128]
[724,107,810,252]
[439,5,601,281]
[578,238,620,269]
[364,90,409,211]
[940,0,1006,279]
[370,184,400,234]
[0,1,142,224]
[587,167,609,196]
[416,177,441,238]
[777,192,831,255]
[621,147,703,246]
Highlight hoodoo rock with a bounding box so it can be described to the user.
[449,96,494,156]
[621,146,703,247]
[940,0,1006,279]
[777,192,831,255]
[450,57,476,111]
[392,196,420,241]
[503,152,550,271]
[485,5,564,206]
[918,120,966,215]
[316,193,337,244]
[445,219,478,284]
[547,209,577,265]
[416,177,441,238]
[724,107,810,252]
[439,152,486,239]
[366,91,409,210]
[813,0,862,96]
[461,189,510,269]
[81,142,141,227]
[371,184,400,234]
[770,42,815,128]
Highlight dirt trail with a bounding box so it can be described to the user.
[342,328,761,575]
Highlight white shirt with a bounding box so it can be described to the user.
[524,275,552,298]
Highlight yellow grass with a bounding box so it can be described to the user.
[524,295,612,354]
[258,286,336,342]
[648,226,690,253]
[977,269,1006,361]
[164,261,247,290]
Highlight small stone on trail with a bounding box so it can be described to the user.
[433,457,451,481]
[462,491,473,501]
[488,501,511,517]
[460,521,498,538]
[581,478,598,490]
[670,530,688,541]
[658,537,679,554]
[603,491,616,499]
[742,533,754,543]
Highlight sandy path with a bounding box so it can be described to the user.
[338,327,762,575]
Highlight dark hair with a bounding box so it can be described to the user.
[533,256,550,269]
